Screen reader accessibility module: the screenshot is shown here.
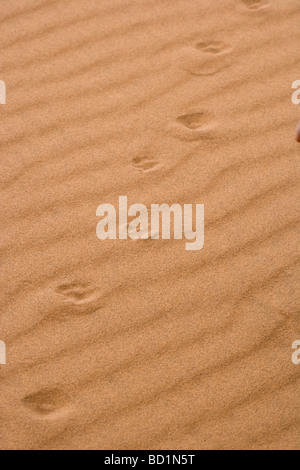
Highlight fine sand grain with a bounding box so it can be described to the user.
[0,0,299,450]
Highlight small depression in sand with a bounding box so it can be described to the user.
[178,39,233,76]
[176,112,213,130]
[241,0,270,11]
[195,41,233,56]
[132,156,161,173]
[170,110,217,141]
[55,283,94,305]
[22,389,69,417]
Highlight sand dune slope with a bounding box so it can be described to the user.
[0,0,299,450]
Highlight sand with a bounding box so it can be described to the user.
[0,0,299,451]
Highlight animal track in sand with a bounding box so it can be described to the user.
[178,40,233,76]
[22,389,69,416]
[176,112,212,130]
[132,156,161,173]
[241,0,270,11]
[195,40,232,56]
[55,283,95,305]
[171,111,217,141]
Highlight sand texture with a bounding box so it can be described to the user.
[0,0,299,450]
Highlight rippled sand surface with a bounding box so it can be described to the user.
[0,0,299,450]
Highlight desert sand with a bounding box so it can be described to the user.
[0,0,299,450]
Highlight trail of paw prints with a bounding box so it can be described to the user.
[178,39,233,76]
[132,156,162,173]
[241,0,270,11]
[169,110,217,141]
[22,388,70,417]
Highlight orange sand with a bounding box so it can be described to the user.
[0,0,299,450]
